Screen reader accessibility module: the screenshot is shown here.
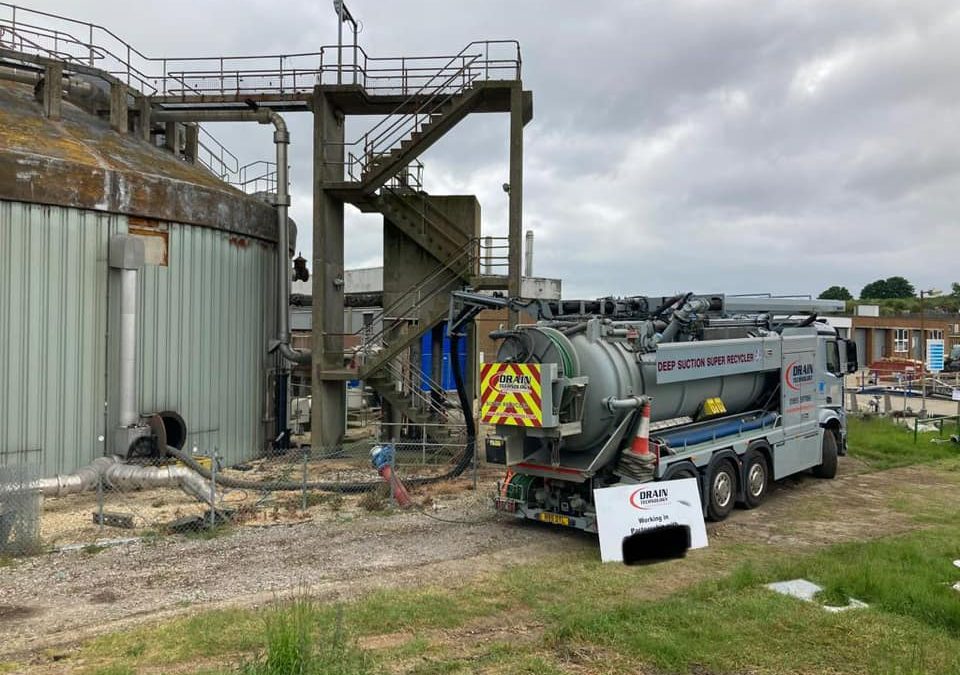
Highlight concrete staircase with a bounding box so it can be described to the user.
[356,191,473,278]
[354,84,483,193]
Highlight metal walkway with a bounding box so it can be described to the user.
[0,3,519,103]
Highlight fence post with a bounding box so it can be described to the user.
[390,448,397,507]
[472,442,478,491]
[913,418,918,444]
[301,446,309,513]
[209,451,217,530]
[97,473,104,532]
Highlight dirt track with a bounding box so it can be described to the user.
[1,457,956,669]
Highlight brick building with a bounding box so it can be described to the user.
[842,309,960,366]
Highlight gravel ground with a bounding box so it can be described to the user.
[0,493,589,662]
[2,455,955,668]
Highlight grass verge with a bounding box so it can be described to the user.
[846,415,960,470]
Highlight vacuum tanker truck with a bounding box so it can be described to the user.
[455,292,856,531]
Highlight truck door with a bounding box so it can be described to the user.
[777,337,821,478]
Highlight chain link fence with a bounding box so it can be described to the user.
[0,452,42,556]
[31,420,496,552]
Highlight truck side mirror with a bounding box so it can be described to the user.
[845,340,859,374]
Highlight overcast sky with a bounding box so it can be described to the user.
[26,0,960,298]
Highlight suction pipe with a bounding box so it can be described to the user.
[151,108,310,365]
[34,455,215,507]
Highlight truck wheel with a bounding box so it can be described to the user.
[741,451,769,509]
[707,461,737,521]
[813,430,838,479]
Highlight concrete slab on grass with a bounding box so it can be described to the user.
[766,579,868,612]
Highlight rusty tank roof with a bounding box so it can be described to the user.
[0,79,281,243]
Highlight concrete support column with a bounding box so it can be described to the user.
[184,123,200,164]
[164,121,180,156]
[507,83,524,325]
[110,82,128,133]
[137,96,152,141]
[431,323,445,411]
[42,63,62,120]
[312,89,347,449]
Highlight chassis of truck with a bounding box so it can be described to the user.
[475,293,858,532]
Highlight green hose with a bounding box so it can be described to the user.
[541,328,576,377]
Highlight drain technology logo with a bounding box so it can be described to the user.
[629,487,669,510]
[490,371,532,393]
[785,360,815,391]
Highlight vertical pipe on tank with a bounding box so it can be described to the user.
[109,235,145,444]
[272,113,292,449]
[484,235,493,275]
[119,268,138,427]
[524,230,533,278]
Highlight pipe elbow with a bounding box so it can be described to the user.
[279,343,311,364]
[263,108,289,143]
[604,395,651,412]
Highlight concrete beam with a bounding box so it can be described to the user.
[312,88,347,449]
[184,123,200,164]
[110,82,129,134]
[164,121,180,156]
[137,96,152,141]
[42,62,62,120]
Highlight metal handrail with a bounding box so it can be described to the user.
[357,59,481,179]
[383,160,424,192]
[346,232,508,363]
[196,125,240,180]
[233,160,278,194]
[354,245,474,356]
[382,359,448,420]
[0,5,159,92]
[0,4,520,97]
[0,3,521,195]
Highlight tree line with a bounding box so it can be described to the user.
[817,278,960,313]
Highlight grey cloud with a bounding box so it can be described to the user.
[25,0,960,300]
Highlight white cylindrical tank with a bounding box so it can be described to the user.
[496,326,771,453]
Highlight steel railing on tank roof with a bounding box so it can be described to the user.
[196,126,240,181]
[233,160,278,195]
[0,3,520,195]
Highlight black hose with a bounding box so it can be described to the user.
[651,294,684,320]
[561,323,587,337]
[447,333,477,476]
[164,338,477,493]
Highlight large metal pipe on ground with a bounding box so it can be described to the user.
[34,455,215,506]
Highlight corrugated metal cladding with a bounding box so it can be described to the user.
[0,200,277,476]
[0,201,121,476]
[137,224,278,467]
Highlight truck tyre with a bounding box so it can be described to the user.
[813,430,838,479]
[741,451,769,509]
[706,461,737,521]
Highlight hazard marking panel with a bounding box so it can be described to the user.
[480,363,543,427]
